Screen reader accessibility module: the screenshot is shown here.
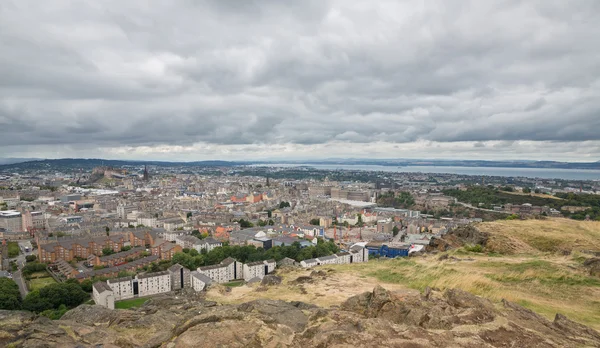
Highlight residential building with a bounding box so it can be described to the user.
[137,271,171,297]
[190,271,213,291]
[92,282,115,310]
[168,264,191,290]
[107,276,134,301]
[0,210,22,232]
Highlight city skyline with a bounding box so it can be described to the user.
[1,1,599,161]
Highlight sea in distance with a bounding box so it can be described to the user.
[254,164,600,181]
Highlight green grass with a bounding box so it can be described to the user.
[29,277,57,291]
[28,271,51,279]
[7,242,19,258]
[115,298,148,309]
[223,280,245,287]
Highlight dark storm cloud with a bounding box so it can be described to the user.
[1,0,600,156]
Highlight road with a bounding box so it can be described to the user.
[12,269,28,298]
[455,201,511,214]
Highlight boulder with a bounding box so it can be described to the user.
[261,274,282,286]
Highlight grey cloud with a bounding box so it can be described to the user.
[0,0,599,160]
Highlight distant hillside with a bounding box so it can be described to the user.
[0,158,241,171]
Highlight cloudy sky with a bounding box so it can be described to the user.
[1,1,599,162]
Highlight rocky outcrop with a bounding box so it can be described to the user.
[583,257,600,276]
[1,286,599,347]
[429,225,489,251]
[261,274,282,286]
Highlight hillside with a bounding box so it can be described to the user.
[478,218,600,254]
[1,282,599,347]
[209,219,600,330]
[1,219,599,347]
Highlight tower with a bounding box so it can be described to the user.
[143,165,149,181]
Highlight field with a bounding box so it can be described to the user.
[223,280,245,287]
[28,276,57,291]
[207,218,600,330]
[115,298,148,309]
[7,242,20,258]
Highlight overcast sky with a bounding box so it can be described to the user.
[1,1,599,162]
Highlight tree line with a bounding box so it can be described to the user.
[169,239,339,271]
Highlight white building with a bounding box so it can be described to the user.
[92,282,115,310]
[242,259,276,281]
[163,230,186,242]
[117,204,136,219]
[190,271,213,291]
[201,237,223,252]
[0,210,22,232]
[299,246,370,268]
[198,264,230,283]
[300,258,319,268]
[107,276,134,300]
[176,235,202,250]
[137,271,171,297]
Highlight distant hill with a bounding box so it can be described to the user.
[0,158,42,165]
[0,158,241,171]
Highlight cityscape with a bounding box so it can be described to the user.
[1,0,600,347]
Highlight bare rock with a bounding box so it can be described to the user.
[261,274,282,286]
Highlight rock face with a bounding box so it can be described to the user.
[1,286,599,348]
[429,225,489,251]
[261,274,282,286]
[583,257,600,276]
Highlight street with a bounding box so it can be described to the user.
[12,269,28,298]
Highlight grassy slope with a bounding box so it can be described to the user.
[115,298,148,309]
[29,277,57,291]
[208,218,600,330]
[479,218,600,254]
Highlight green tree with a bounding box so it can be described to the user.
[310,218,320,226]
[268,219,275,225]
[267,210,272,218]
[105,226,110,236]
[522,187,531,194]
[102,247,115,256]
[25,254,37,263]
[392,226,400,236]
[279,201,291,209]
[0,278,22,310]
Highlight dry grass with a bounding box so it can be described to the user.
[207,254,600,330]
[503,191,563,200]
[209,219,600,330]
[478,218,600,254]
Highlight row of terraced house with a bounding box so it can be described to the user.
[38,230,182,263]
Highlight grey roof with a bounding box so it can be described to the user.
[318,255,338,261]
[336,252,350,257]
[191,271,213,284]
[168,263,184,272]
[93,281,112,293]
[302,258,319,264]
[203,237,221,245]
[75,255,159,279]
[199,264,226,271]
[246,260,266,266]
[109,276,133,283]
[264,259,276,264]
[99,247,144,261]
[138,270,169,279]
[220,257,237,266]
